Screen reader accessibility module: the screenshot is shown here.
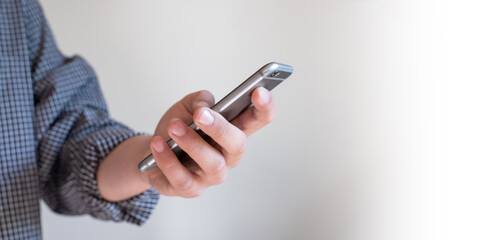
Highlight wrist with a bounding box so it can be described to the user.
[97,134,154,202]
[133,134,154,186]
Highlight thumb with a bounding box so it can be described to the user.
[181,90,215,114]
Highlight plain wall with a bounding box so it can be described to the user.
[38,0,487,240]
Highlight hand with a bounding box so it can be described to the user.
[147,87,276,198]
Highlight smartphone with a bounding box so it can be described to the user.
[138,62,294,172]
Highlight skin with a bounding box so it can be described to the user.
[97,87,276,201]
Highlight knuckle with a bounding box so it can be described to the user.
[229,157,242,169]
[161,188,177,197]
[183,189,204,198]
[234,134,248,155]
[213,120,229,140]
[187,141,204,154]
[265,110,276,123]
[225,132,247,156]
[213,170,227,185]
[253,105,276,124]
[209,157,226,174]
[195,90,215,103]
[148,171,164,188]
[180,94,191,103]
[174,177,194,192]
[161,160,179,173]
[196,89,210,97]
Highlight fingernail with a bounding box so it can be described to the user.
[171,120,186,137]
[258,87,271,104]
[198,108,214,126]
[152,139,164,153]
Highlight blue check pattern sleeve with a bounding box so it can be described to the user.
[26,1,159,224]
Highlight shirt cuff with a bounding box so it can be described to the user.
[72,122,159,225]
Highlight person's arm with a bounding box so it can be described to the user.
[28,0,158,224]
[98,87,276,201]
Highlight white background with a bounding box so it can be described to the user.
[39,0,487,239]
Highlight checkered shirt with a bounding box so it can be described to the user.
[0,0,159,239]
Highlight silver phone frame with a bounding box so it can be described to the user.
[138,62,293,172]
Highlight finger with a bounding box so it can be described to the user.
[147,168,174,196]
[167,118,227,185]
[150,135,198,193]
[150,168,204,198]
[231,87,276,136]
[179,90,215,115]
[193,107,247,168]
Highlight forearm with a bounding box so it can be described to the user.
[97,134,153,202]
